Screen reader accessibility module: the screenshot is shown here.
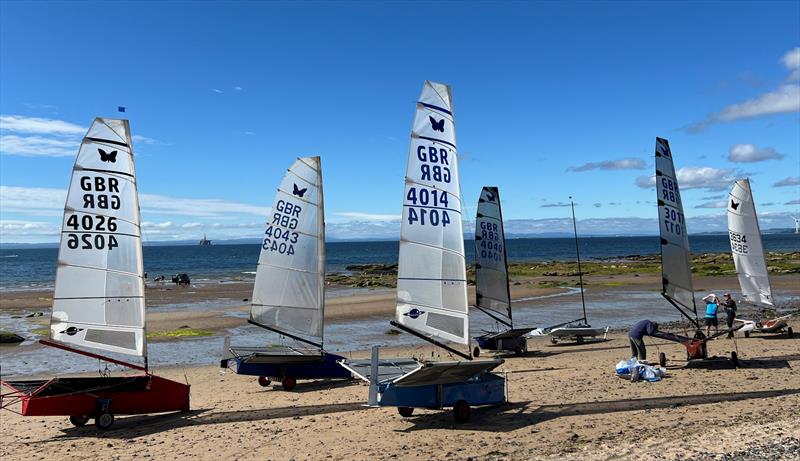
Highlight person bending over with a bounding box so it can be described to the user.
[702,293,720,338]
[629,319,659,362]
[722,293,737,339]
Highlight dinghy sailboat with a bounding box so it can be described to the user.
[472,186,534,356]
[221,156,351,390]
[340,81,506,423]
[727,179,793,338]
[649,137,741,366]
[537,198,607,344]
[0,118,190,429]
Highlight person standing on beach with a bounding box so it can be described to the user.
[722,293,738,338]
[702,293,720,337]
[629,320,659,362]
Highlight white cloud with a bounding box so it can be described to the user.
[0,115,84,135]
[0,186,66,216]
[781,47,800,81]
[694,200,728,209]
[786,199,800,205]
[234,86,243,91]
[774,176,800,187]
[334,212,401,222]
[212,89,223,93]
[636,166,736,191]
[540,202,572,208]
[0,135,78,157]
[727,143,784,163]
[132,134,158,145]
[567,158,646,172]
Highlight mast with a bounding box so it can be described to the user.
[569,197,588,323]
[392,80,471,360]
[251,157,325,349]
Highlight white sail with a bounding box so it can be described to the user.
[251,157,325,342]
[395,81,469,346]
[654,137,696,315]
[475,186,512,325]
[50,118,145,357]
[728,179,773,306]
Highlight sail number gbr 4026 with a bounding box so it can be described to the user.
[65,175,123,250]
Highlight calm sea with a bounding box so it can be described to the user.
[1,234,797,291]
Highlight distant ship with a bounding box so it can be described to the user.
[199,233,212,246]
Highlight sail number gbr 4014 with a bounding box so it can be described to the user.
[263,199,301,255]
[406,186,452,227]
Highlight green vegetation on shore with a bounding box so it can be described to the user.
[325,252,800,288]
[147,328,213,340]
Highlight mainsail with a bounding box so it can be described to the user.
[655,137,697,320]
[475,186,512,327]
[251,157,325,344]
[728,179,773,306]
[50,118,145,357]
[395,81,469,346]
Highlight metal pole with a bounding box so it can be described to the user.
[570,197,588,323]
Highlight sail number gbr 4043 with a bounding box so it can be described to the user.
[263,199,301,255]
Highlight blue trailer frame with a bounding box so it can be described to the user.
[223,344,352,391]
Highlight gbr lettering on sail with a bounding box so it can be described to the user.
[65,174,122,251]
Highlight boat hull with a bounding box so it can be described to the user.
[1,374,190,417]
[474,333,527,353]
[232,351,352,381]
[376,372,506,410]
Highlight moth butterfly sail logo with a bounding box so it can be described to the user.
[292,183,307,198]
[428,116,445,133]
[730,200,740,210]
[98,148,118,163]
[485,191,496,202]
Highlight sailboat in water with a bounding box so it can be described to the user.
[472,187,534,356]
[340,81,506,423]
[222,157,351,390]
[727,179,793,338]
[649,137,740,366]
[0,118,190,430]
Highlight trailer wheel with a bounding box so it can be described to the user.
[69,415,90,427]
[550,337,558,345]
[397,407,414,417]
[472,346,480,358]
[258,376,271,387]
[453,400,471,423]
[576,336,584,344]
[731,351,739,368]
[787,327,794,338]
[281,376,297,391]
[658,352,666,368]
[744,331,750,338]
[95,412,114,430]
[514,346,524,356]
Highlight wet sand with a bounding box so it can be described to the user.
[1,329,798,460]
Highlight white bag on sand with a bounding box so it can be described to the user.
[615,358,666,382]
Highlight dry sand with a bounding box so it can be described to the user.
[1,329,799,460]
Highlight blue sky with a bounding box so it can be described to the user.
[1,1,798,243]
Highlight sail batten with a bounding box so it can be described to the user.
[654,137,697,318]
[395,81,469,347]
[251,156,325,344]
[50,118,146,357]
[728,179,773,306]
[475,186,512,325]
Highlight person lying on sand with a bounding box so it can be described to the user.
[628,319,659,362]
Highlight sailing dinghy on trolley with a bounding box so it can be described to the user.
[727,179,793,338]
[533,199,607,344]
[340,81,506,423]
[472,186,534,357]
[221,157,351,391]
[0,118,190,430]
[649,137,741,367]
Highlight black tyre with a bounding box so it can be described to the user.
[787,327,794,338]
[472,346,481,358]
[69,415,90,427]
[258,376,271,387]
[744,331,750,338]
[576,336,584,344]
[550,337,558,345]
[731,351,739,368]
[514,346,524,356]
[94,412,114,430]
[658,352,666,368]
[397,407,414,417]
[453,400,471,423]
[281,376,297,391]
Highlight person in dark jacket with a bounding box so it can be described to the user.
[722,293,738,338]
[628,320,659,361]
